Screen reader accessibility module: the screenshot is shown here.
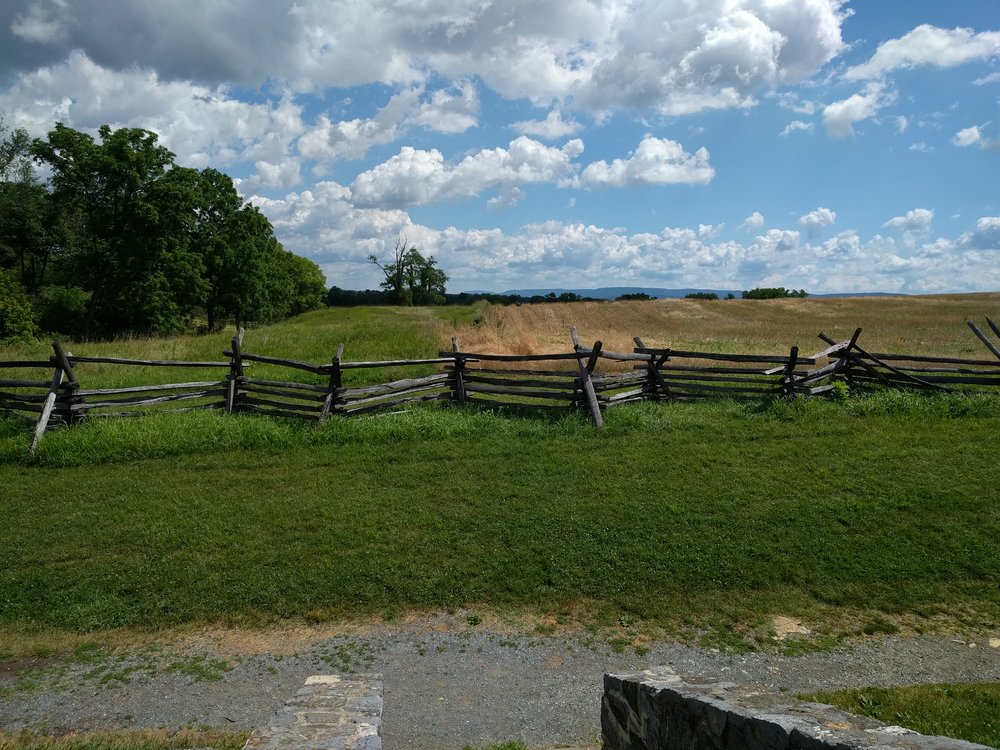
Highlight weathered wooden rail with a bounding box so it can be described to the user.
[2,317,998,453]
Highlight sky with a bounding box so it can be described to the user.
[1,1,998,295]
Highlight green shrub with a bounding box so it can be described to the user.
[0,270,38,344]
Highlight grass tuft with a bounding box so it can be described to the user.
[801,684,1000,747]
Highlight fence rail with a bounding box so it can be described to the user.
[3,317,999,453]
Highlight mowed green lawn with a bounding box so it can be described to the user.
[1,395,998,636]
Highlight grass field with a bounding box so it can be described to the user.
[4,293,1000,382]
[1,394,998,647]
[1,296,999,651]
[803,683,1000,747]
[457,293,1000,358]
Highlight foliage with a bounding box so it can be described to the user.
[742,287,808,299]
[0,121,324,339]
[284,252,328,315]
[0,269,39,343]
[684,292,719,300]
[801,684,1000,747]
[326,286,391,306]
[0,119,70,297]
[327,287,603,308]
[616,292,655,301]
[369,236,448,305]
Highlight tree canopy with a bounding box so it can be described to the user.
[742,287,808,299]
[0,120,326,342]
[369,238,448,305]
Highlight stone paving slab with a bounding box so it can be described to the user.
[243,674,382,750]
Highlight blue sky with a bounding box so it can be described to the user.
[1,0,998,293]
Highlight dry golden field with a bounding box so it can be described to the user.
[450,293,1000,360]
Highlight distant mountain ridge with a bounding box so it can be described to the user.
[463,286,906,299]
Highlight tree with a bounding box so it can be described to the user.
[0,117,34,182]
[369,237,447,305]
[32,123,178,338]
[369,237,413,305]
[0,119,70,294]
[741,287,807,300]
[283,253,327,315]
[9,122,319,338]
[684,292,718,300]
[406,248,448,305]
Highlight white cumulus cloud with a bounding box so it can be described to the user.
[579,136,714,188]
[0,0,850,118]
[412,81,479,134]
[883,208,934,232]
[511,110,582,140]
[799,207,837,231]
[579,0,848,116]
[845,25,1000,80]
[823,82,895,138]
[247,180,1000,295]
[741,211,765,230]
[349,137,585,208]
[0,50,306,171]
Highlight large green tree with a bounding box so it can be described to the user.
[31,124,182,337]
[369,237,448,305]
[1,120,324,339]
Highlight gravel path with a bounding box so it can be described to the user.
[2,623,999,749]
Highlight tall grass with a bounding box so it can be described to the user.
[454,294,1000,358]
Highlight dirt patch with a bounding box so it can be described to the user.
[0,654,62,680]
[772,616,811,640]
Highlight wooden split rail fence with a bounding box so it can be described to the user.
[3,318,999,452]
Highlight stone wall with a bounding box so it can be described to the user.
[602,667,990,750]
[244,673,382,750]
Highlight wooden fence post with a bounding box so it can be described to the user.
[50,339,82,423]
[967,319,1000,361]
[570,326,603,427]
[30,362,65,454]
[226,327,245,414]
[451,337,466,406]
[318,343,344,424]
[782,346,799,397]
[820,328,864,387]
[634,336,672,401]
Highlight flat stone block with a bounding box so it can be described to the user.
[244,674,383,750]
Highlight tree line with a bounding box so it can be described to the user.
[1,119,326,343]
